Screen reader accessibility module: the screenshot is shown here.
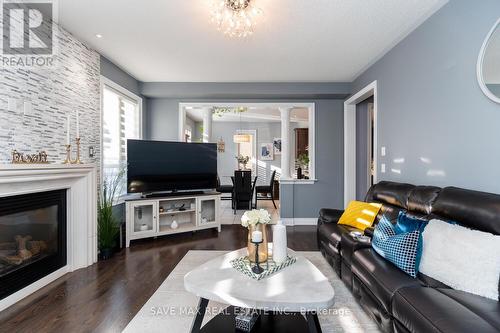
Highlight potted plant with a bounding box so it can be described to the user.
[241,209,271,262]
[98,169,124,260]
[296,153,309,179]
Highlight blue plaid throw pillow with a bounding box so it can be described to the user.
[372,215,423,277]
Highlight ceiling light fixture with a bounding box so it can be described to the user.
[210,0,263,38]
[95,34,103,38]
[233,109,251,143]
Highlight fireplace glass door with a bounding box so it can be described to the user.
[0,190,67,299]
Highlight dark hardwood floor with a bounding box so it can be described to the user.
[0,225,318,333]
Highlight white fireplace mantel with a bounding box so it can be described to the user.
[0,164,97,311]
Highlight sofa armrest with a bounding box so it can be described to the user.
[318,208,344,224]
[364,227,375,238]
[340,232,372,266]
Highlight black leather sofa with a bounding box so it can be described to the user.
[318,181,500,333]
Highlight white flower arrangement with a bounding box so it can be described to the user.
[241,209,271,228]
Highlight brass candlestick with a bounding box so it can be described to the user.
[63,144,72,164]
[63,138,83,164]
[74,137,83,164]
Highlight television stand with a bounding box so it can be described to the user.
[141,190,206,198]
[125,192,221,247]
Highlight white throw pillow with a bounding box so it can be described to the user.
[419,219,500,300]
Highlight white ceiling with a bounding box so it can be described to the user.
[59,0,447,82]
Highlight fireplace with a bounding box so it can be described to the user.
[0,189,67,300]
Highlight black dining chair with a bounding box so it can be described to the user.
[256,170,277,209]
[232,170,257,214]
[216,175,233,201]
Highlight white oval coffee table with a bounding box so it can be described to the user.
[184,248,334,333]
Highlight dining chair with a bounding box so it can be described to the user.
[232,170,256,214]
[216,175,233,201]
[255,170,277,209]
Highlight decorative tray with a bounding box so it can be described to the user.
[230,255,297,281]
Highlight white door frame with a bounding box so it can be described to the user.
[344,80,378,206]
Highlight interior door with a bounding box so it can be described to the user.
[294,128,309,158]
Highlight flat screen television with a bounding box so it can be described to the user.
[127,140,217,194]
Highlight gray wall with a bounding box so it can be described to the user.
[146,98,180,141]
[100,56,140,95]
[352,0,500,193]
[145,96,346,218]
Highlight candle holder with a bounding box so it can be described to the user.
[73,137,83,164]
[63,138,83,164]
[247,224,268,263]
[251,240,264,274]
[63,144,72,164]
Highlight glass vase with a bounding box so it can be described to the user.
[247,224,268,263]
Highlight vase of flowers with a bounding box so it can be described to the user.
[236,154,250,170]
[242,209,271,262]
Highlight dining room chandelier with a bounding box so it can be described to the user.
[233,108,251,143]
[233,133,251,143]
[210,0,263,38]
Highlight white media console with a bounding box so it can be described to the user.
[125,192,221,247]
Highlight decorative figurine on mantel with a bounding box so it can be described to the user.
[241,209,271,263]
[11,150,48,164]
[64,111,83,164]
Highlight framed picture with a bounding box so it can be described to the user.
[260,143,274,161]
[273,138,282,155]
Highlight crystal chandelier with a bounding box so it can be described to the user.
[211,0,263,38]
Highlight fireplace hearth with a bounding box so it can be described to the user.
[0,189,67,300]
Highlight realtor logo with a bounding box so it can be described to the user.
[2,1,53,55]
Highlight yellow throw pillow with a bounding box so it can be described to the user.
[338,201,382,231]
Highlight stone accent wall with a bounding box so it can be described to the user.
[0,25,100,166]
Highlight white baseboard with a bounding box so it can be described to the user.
[280,218,317,226]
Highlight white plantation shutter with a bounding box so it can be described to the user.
[102,84,142,195]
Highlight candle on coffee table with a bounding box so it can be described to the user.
[251,230,262,243]
[272,223,287,263]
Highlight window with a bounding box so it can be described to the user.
[102,79,142,195]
